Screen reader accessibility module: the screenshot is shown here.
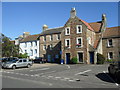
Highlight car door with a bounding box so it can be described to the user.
[23,59,27,67]
[17,59,23,67]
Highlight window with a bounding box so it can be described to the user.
[35,41,37,46]
[43,36,46,42]
[65,39,70,48]
[25,50,27,53]
[65,27,70,35]
[35,49,37,54]
[31,42,32,47]
[108,52,113,59]
[25,42,27,47]
[76,37,82,48]
[50,44,53,50]
[50,35,53,41]
[57,34,60,40]
[76,25,82,33]
[23,59,27,62]
[108,39,113,47]
[30,50,33,56]
[43,45,46,50]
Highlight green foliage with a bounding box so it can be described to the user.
[70,57,78,64]
[18,53,28,58]
[97,53,105,64]
[2,35,19,57]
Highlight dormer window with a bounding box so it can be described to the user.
[65,27,70,35]
[43,36,46,42]
[50,35,53,41]
[108,39,113,47]
[76,25,82,34]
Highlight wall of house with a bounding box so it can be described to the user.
[102,37,120,61]
[39,33,61,63]
[61,17,89,64]
[19,40,39,59]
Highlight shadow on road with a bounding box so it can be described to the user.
[96,73,114,83]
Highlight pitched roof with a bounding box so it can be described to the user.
[89,21,102,32]
[40,27,64,35]
[79,19,94,31]
[103,26,120,38]
[74,17,94,31]
[20,34,40,42]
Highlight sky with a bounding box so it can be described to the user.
[2,2,119,40]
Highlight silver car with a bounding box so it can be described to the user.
[2,58,33,69]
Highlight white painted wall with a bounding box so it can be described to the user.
[19,40,39,59]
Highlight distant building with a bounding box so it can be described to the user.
[102,26,120,61]
[19,33,40,59]
[39,25,63,63]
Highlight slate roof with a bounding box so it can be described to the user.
[103,26,120,38]
[40,27,64,36]
[89,21,102,32]
[20,34,40,42]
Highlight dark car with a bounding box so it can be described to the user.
[33,57,46,64]
[108,61,120,83]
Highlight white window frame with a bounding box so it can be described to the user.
[65,27,70,35]
[107,39,113,47]
[65,39,70,48]
[30,50,33,56]
[35,41,37,46]
[57,34,60,40]
[76,37,83,47]
[76,25,82,34]
[25,42,27,48]
[50,35,53,41]
[43,36,46,42]
[108,52,113,59]
[43,45,46,50]
[35,49,37,54]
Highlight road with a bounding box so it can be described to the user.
[1,63,120,88]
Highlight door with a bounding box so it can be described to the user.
[78,52,83,62]
[66,53,70,64]
[90,52,94,64]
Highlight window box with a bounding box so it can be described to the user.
[76,44,81,48]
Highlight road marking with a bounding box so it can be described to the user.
[55,77,61,79]
[66,65,70,69]
[75,69,91,75]
[48,76,53,78]
[68,80,75,82]
[64,78,70,80]
[103,71,119,87]
[30,68,50,71]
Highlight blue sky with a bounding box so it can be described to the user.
[2,2,118,40]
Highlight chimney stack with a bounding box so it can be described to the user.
[70,7,76,18]
[23,32,30,38]
[43,24,48,32]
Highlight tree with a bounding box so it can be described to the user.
[18,53,28,58]
[2,34,19,57]
[97,53,105,64]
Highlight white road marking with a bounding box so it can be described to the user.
[48,76,53,78]
[30,68,50,71]
[64,78,70,80]
[103,71,119,87]
[55,77,61,79]
[75,69,91,75]
[68,80,75,82]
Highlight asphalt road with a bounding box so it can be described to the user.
[1,63,120,88]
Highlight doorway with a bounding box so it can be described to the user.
[66,53,70,64]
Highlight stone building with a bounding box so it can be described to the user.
[39,8,106,64]
[39,25,63,63]
[102,26,120,61]
[61,8,106,64]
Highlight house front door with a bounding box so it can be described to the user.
[66,53,70,64]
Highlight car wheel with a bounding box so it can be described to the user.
[12,65,16,69]
[27,64,31,68]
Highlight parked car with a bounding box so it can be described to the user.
[2,58,33,69]
[33,57,46,64]
[108,61,120,83]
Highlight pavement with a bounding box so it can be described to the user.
[1,64,120,88]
